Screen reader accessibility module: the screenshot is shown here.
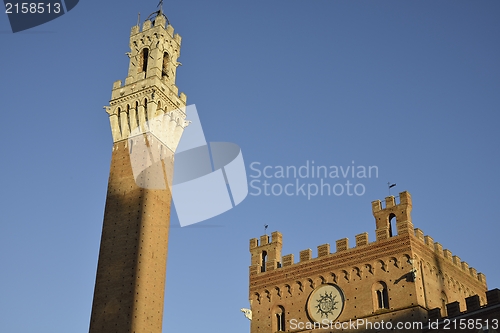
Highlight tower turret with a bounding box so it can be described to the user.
[250,231,283,275]
[372,190,413,239]
[106,12,187,145]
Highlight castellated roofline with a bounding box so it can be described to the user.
[371,190,412,213]
[426,288,500,323]
[250,228,486,286]
[249,191,487,290]
[130,15,182,45]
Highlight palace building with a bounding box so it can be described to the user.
[248,191,500,332]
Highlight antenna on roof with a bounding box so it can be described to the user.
[388,182,396,195]
[157,0,164,13]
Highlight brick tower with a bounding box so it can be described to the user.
[89,10,188,333]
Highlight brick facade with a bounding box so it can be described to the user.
[248,191,497,332]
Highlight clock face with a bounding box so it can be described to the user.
[307,284,345,322]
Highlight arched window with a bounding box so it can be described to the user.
[373,281,389,310]
[126,104,131,132]
[135,101,140,128]
[389,213,397,237]
[276,306,285,331]
[162,52,169,77]
[261,251,267,273]
[117,107,121,133]
[139,48,149,73]
[440,292,448,317]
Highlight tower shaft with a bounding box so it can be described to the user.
[89,12,187,333]
[89,140,172,332]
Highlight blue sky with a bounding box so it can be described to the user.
[1,1,499,332]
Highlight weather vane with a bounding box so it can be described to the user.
[157,0,164,12]
[264,224,268,235]
[387,182,396,195]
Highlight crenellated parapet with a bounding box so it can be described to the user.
[412,227,486,287]
[250,197,485,290]
[249,191,486,281]
[249,229,486,300]
[425,289,500,330]
[250,230,411,284]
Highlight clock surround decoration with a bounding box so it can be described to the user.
[307,284,345,322]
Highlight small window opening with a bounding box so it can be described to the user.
[135,102,139,128]
[140,48,149,73]
[261,251,267,273]
[162,52,169,77]
[117,107,121,132]
[389,213,397,237]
